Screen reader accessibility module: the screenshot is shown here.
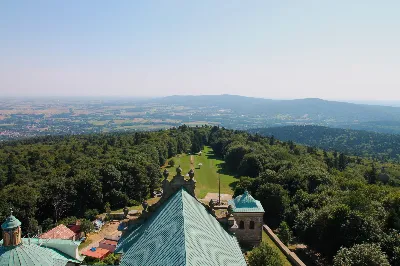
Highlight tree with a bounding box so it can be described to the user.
[80,219,95,235]
[84,209,99,221]
[224,144,250,172]
[338,153,347,171]
[168,159,176,167]
[365,163,378,184]
[248,242,283,266]
[256,183,290,227]
[278,221,292,246]
[58,216,77,226]
[43,178,72,223]
[269,135,275,146]
[102,253,121,265]
[104,202,111,220]
[41,218,54,232]
[238,153,263,178]
[333,243,390,266]
[380,229,400,266]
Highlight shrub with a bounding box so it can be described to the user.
[168,159,175,167]
[278,221,292,246]
[248,242,284,266]
[333,243,390,266]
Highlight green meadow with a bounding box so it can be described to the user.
[168,146,237,199]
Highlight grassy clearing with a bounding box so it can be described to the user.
[167,146,237,198]
[262,230,292,266]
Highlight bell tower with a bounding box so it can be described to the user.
[1,209,22,246]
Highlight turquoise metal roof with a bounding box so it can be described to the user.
[116,188,247,266]
[1,216,21,230]
[0,243,81,266]
[228,191,265,213]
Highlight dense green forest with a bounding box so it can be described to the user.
[1,126,400,264]
[208,128,400,265]
[0,125,209,233]
[251,125,400,162]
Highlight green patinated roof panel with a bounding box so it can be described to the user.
[228,191,264,213]
[0,243,79,266]
[117,189,246,266]
[1,216,21,230]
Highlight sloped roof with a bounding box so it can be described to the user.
[81,247,110,259]
[0,243,81,266]
[40,224,75,240]
[116,188,246,266]
[100,239,118,246]
[228,191,264,213]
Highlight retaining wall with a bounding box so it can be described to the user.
[263,225,306,266]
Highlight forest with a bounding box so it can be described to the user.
[0,125,208,233]
[251,125,400,162]
[0,126,400,265]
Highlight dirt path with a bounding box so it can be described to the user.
[80,221,120,253]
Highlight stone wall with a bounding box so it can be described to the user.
[263,225,306,266]
[231,212,263,247]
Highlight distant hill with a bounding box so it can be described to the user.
[154,95,400,123]
[250,125,400,161]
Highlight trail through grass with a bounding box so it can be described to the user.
[167,146,237,198]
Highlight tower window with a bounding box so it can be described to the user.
[239,221,244,229]
[250,221,255,229]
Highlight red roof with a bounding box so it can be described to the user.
[68,224,81,234]
[100,239,118,246]
[81,247,110,259]
[40,224,76,239]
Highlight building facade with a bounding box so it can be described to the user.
[228,191,265,247]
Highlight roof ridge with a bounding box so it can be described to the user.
[180,189,188,266]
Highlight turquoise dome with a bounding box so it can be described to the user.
[233,191,258,208]
[1,215,21,230]
[228,191,265,213]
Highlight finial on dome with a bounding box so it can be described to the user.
[176,165,182,175]
[163,169,169,179]
[188,169,195,179]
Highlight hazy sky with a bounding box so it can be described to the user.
[1,1,400,100]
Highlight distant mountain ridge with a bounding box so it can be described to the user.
[250,125,400,161]
[154,94,400,122]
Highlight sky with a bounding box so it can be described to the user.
[1,1,400,100]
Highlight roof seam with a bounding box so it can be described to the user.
[181,189,188,266]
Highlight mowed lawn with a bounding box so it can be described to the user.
[167,146,237,199]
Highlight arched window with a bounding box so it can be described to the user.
[239,221,244,229]
[250,221,255,229]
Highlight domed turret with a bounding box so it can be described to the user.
[0,210,85,265]
[1,209,22,246]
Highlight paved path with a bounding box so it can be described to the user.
[202,193,232,202]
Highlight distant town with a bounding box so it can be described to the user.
[4,95,400,141]
[0,97,303,141]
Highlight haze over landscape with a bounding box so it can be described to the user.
[1,1,400,100]
[2,2,400,266]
